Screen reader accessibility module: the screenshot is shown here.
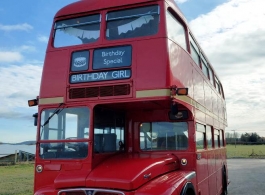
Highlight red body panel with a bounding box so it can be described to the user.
[86,153,179,190]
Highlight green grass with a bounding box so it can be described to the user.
[226,144,265,158]
[0,163,34,195]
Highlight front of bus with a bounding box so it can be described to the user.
[31,0,196,195]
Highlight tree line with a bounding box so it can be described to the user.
[226,132,265,144]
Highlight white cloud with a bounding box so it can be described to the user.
[189,0,265,74]
[175,0,189,3]
[0,64,42,119]
[189,0,265,135]
[0,45,37,63]
[37,35,49,43]
[20,45,37,53]
[0,51,23,62]
[0,23,33,31]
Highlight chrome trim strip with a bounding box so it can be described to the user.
[185,171,196,180]
[58,188,125,195]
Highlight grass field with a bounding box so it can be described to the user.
[226,144,265,158]
[0,163,34,195]
[0,145,265,195]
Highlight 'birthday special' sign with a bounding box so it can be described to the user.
[93,45,132,69]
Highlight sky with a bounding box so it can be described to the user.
[0,0,264,143]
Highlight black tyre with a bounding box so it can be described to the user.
[221,167,228,195]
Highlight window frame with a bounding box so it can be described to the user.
[166,9,187,51]
[189,33,200,66]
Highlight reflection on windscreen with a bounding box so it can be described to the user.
[140,122,188,151]
[106,5,159,40]
[39,107,89,159]
[54,14,100,48]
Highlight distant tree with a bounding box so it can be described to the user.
[240,132,261,143]
[241,133,250,142]
[249,133,259,142]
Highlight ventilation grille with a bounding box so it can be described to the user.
[69,84,130,99]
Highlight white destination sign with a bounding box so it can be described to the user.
[70,69,131,83]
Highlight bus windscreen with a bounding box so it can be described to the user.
[54,14,101,47]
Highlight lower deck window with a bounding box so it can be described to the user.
[140,122,188,151]
[196,123,206,150]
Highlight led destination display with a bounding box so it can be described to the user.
[70,69,131,83]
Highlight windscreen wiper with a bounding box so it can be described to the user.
[40,103,65,137]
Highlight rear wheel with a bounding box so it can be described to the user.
[221,167,228,195]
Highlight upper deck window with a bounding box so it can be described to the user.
[201,54,209,78]
[189,34,200,66]
[215,77,222,95]
[106,5,159,40]
[54,14,101,48]
[209,67,215,86]
[166,10,187,50]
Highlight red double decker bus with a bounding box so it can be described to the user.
[29,0,228,194]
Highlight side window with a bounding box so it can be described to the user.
[214,129,220,148]
[206,125,212,149]
[219,83,224,98]
[220,130,224,147]
[189,34,200,65]
[140,122,188,151]
[215,77,223,96]
[209,66,215,86]
[201,54,209,78]
[196,123,206,150]
[166,10,187,50]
